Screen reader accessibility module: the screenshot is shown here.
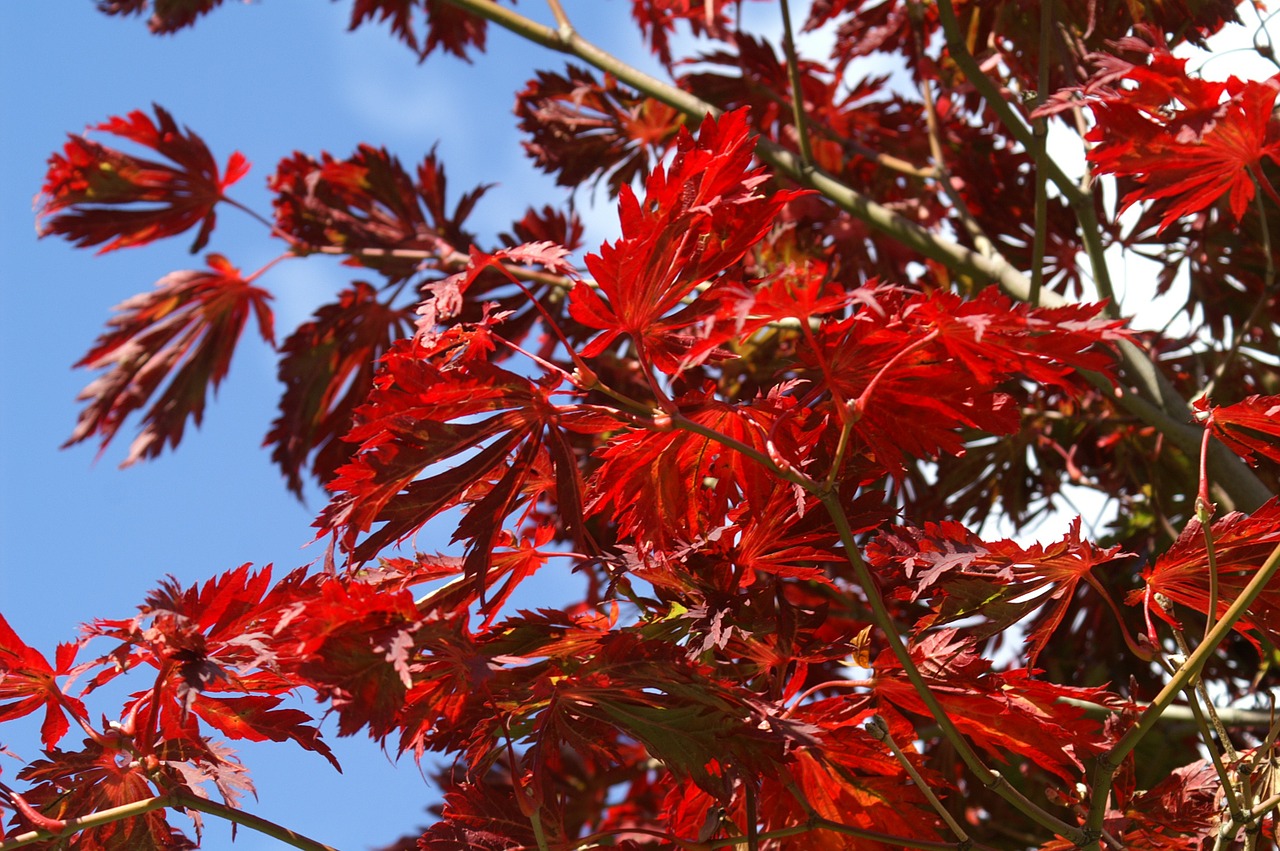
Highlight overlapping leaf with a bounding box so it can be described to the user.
[807,285,1126,478]
[1081,37,1280,231]
[1132,499,1280,645]
[318,318,611,577]
[266,283,417,496]
[568,108,808,373]
[872,631,1114,783]
[516,65,684,194]
[348,0,491,61]
[38,104,247,253]
[270,145,486,280]
[868,518,1132,664]
[64,254,274,465]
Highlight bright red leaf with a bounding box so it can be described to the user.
[568,108,808,374]
[1083,39,1280,231]
[1133,499,1280,646]
[1195,394,1280,467]
[38,104,247,253]
[0,615,85,750]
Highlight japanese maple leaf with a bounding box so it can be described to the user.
[872,631,1114,783]
[808,285,1125,477]
[868,518,1132,665]
[1132,499,1280,646]
[38,104,247,253]
[568,108,808,374]
[64,254,275,465]
[0,615,86,750]
[418,779,540,851]
[1083,43,1280,231]
[95,0,226,34]
[266,283,417,496]
[516,64,684,194]
[318,319,607,583]
[270,145,487,281]
[1194,394,1280,467]
[348,0,490,61]
[16,738,195,850]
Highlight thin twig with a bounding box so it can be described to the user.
[777,0,814,167]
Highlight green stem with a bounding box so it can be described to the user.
[867,715,969,842]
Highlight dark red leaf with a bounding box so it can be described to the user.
[95,0,226,33]
[38,105,246,253]
[267,283,416,496]
[348,0,491,61]
[64,254,274,465]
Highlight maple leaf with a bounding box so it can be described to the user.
[64,254,274,465]
[1082,39,1280,232]
[270,145,487,281]
[629,0,741,67]
[1195,394,1280,467]
[38,104,247,254]
[808,285,1126,478]
[0,615,86,750]
[189,694,337,769]
[872,631,1113,783]
[95,0,226,33]
[1132,499,1280,646]
[516,65,684,195]
[348,0,491,61]
[868,518,1133,665]
[418,779,539,851]
[317,320,606,584]
[568,108,808,374]
[266,283,417,496]
[16,738,196,850]
[586,391,801,548]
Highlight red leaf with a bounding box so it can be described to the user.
[318,320,605,584]
[1132,499,1280,646]
[348,0,490,61]
[266,283,416,496]
[873,631,1113,783]
[64,254,275,465]
[516,65,684,194]
[95,0,226,34]
[1083,40,1280,231]
[38,104,246,253]
[270,145,487,280]
[1195,394,1280,467]
[0,615,86,750]
[189,694,338,769]
[568,108,808,374]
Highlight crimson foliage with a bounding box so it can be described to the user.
[7,2,1280,850]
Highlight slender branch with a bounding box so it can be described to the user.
[867,715,969,842]
[1057,698,1279,727]
[0,792,342,851]
[1028,0,1053,305]
[777,0,814,167]
[1084,539,1280,846]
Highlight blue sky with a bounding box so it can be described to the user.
[0,3,683,849]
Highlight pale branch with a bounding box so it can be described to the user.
[1058,696,1278,728]
[437,0,1271,513]
[0,791,342,851]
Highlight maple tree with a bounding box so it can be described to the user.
[9,0,1280,849]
